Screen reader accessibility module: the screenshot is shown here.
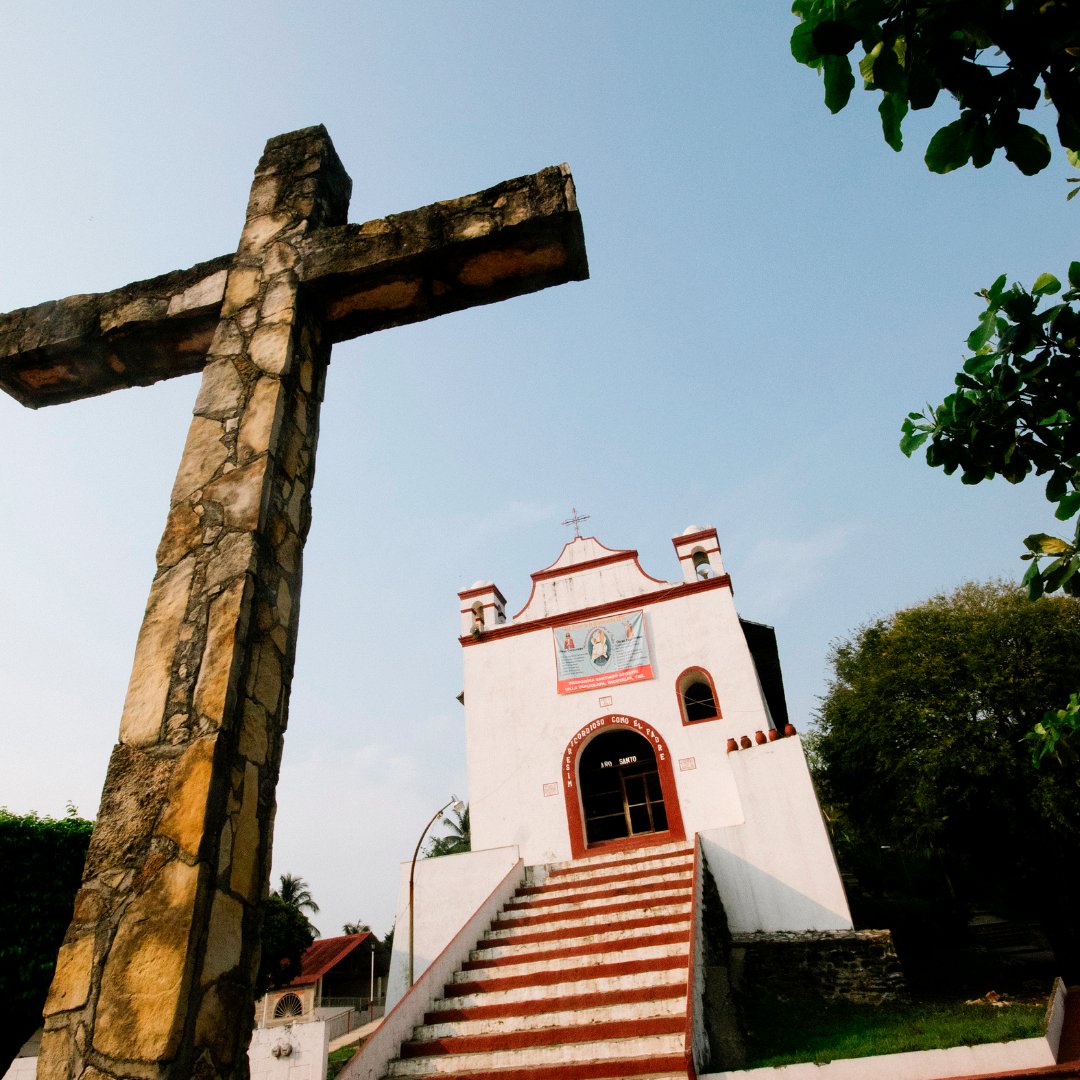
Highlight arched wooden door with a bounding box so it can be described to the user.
[562,716,685,859]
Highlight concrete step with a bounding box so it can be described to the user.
[492,892,692,928]
[481,910,690,948]
[386,1055,689,1080]
[402,1013,685,1058]
[384,1032,687,1075]
[415,994,686,1040]
[542,854,693,889]
[427,980,689,1023]
[470,923,690,963]
[543,841,693,873]
[452,940,688,983]
[447,954,689,998]
[508,872,693,909]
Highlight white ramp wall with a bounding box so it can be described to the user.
[385,845,521,1010]
[700,736,852,932]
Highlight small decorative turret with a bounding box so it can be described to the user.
[672,524,726,584]
[457,580,506,636]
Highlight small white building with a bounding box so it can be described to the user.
[385,524,852,1008]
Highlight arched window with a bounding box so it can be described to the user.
[692,550,713,579]
[273,992,304,1019]
[470,601,485,634]
[677,667,720,724]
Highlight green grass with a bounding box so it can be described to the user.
[743,994,1048,1069]
[326,1043,361,1079]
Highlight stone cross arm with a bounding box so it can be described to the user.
[0,163,587,409]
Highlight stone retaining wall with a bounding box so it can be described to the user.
[732,929,907,1006]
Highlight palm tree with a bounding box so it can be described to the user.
[275,873,320,936]
[342,920,370,935]
[276,873,320,915]
[425,804,470,857]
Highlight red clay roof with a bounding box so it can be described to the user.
[287,932,370,987]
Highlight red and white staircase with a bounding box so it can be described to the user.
[382,841,696,1080]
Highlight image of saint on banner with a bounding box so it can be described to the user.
[553,610,653,695]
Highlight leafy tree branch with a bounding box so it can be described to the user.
[791,0,1080,174]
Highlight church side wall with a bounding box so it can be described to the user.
[699,736,852,932]
[464,585,773,866]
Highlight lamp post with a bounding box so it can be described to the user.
[408,795,465,988]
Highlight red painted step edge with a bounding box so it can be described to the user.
[447,954,689,997]
[479,912,690,950]
[463,928,690,970]
[545,846,694,879]
[507,876,693,911]
[403,1013,684,1057]
[427,981,688,1024]
[518,862,694,897]
[389,1053,691,1080]
[493,892,689,929]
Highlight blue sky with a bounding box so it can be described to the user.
[1,4,1073,939]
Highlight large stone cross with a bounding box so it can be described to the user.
[0,126,587,1080]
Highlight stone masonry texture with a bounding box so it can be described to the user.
[0,126,588,1080]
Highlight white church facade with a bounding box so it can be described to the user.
[350,524,862,1080]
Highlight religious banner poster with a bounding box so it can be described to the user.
[554,610,653,694]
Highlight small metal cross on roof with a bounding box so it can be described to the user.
[562,506,590,538]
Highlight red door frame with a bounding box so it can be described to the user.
[562,713,686,860]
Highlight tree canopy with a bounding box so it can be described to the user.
[0,807,93,1075]
[256,873,320,993]
[791,0,1080,174]
[812,581,1080,973]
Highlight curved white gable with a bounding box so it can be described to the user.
[512,535,671,623]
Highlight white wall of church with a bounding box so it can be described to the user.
[463,582,774,866]
[701,735,853,932]
[384,845,521,1010]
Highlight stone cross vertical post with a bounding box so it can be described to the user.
[0,125,587,1080]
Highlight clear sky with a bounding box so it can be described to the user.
[1,4,1073,940]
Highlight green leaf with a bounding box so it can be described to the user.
[966,311,997,351]
[1023,533,1074,556]
[1055,492,1080,521]
[879,91,908,152]
[823,53,855,113]
[1005,125,1052,176]
[791,21,822,65]
[925,117,973,173]
[962,350,996,376]
[900,429,929,457]
[859,41,882,85]
[1067,148,1080,169]
[1032,272,1061,296]
[1069,262,1080,291]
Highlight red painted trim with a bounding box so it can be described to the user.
[672,527,718,549]
[530,549,639,582]
[479,913,690,951]
[503,880,691,913]
[427,982,687,1023]
[457,582,507,604]
[677,545,720,562]
[403,1014,684,1057]
[684,838,702,1080]
[675,666,722,726]
[545,845,693,879]
[447,953,688,997]
[511,550,669,622]
[515,867,693,899]
[533,535,625,574]
[462,575,732,647]
[493,892,691,930]
[400,1053,690,1080]
[463,929,691,970]
[561,714,687,861]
